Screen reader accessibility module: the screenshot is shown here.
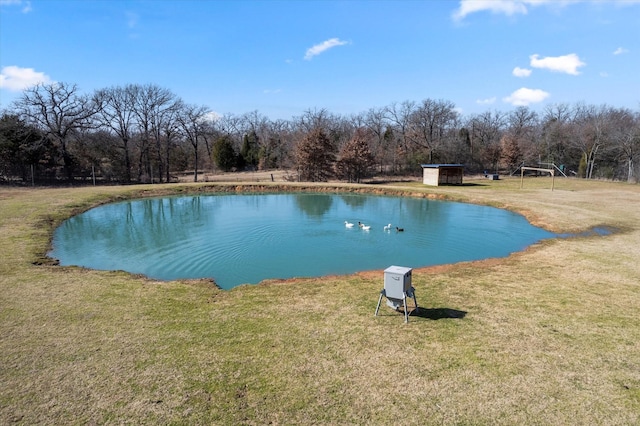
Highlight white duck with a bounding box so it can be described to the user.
[361,224,371,231]
[383,223,392,231]
[344,221,354,228]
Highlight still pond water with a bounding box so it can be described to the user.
[50,193,555,289]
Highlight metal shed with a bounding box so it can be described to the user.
[421,164,464,186]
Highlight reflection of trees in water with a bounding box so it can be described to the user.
[58,194,301,261]
[57,196,449,256]
[403,198,434,224]
[383,197,451,230]
[294,194,333,217]
[333,194,442,227]
[228,193,280,216]
[126,196,213,249]
[339,194,367,208]
[57,196,213,255]
[55,194,460,262]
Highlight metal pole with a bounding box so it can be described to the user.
[375,291,384,317]
[403,293,408,323]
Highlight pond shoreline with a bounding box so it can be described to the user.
[45,181,559,289]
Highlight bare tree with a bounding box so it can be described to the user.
[6,80,640,185]
[541,103,574,171]
[500,106,540,172]
[362,108,390,173]
[214,113,244,158]
[609,108,640,182]
[177,104,209,181]
[407,99,459,163]
[465,110,506,172]
[133,84,177,182]
[571,104,613,179]
[95,84,139,182]
[295,108,335,133]
[151,98,183,182]
[384,101,416,172]
[15,82,100,181]
[262,118,295,170]
[240,110,271,157]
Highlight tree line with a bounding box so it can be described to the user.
[1,82,639,185]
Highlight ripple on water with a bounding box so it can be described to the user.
[50,193,557,289]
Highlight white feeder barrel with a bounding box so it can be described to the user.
[383,265,412,299]
[375,265,418,323]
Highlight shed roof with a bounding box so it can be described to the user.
[420,164,464,168]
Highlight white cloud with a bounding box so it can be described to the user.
[476,97,497,105]
[202,111,221,123]
[263,89,282,94]
[304,38,349,60]
[600,71,609,77]
[453,0,640,21]
[503,87,550,106]
[613,47,629,55]
[0,0,32,13]
[0,66,52,91]
[453,0,529,21]
[529,53,585,75]
[513,67,532,77]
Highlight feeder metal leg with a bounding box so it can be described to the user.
[374,290,384,317]
[410,287,418,311]
[403,293,408,323]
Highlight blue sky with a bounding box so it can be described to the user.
[1,0,639,120]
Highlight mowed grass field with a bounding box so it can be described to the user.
[1,177,639,425]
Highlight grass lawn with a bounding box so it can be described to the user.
[1,176,639,425]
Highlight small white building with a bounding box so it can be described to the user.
[421,164,464,186]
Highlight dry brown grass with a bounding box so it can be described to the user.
[1,176,639,425]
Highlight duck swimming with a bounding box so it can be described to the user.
[396,227,404,232]
[345,221,354,228]
[383,223,392,231]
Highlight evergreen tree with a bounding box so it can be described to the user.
[0,113,53,182]
[335,128,376,183]
[578,152,588,178]
[294,128,336,181]
[240,130,260,169]
[212,135,237,172]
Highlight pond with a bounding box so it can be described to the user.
[49,193,556,289]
